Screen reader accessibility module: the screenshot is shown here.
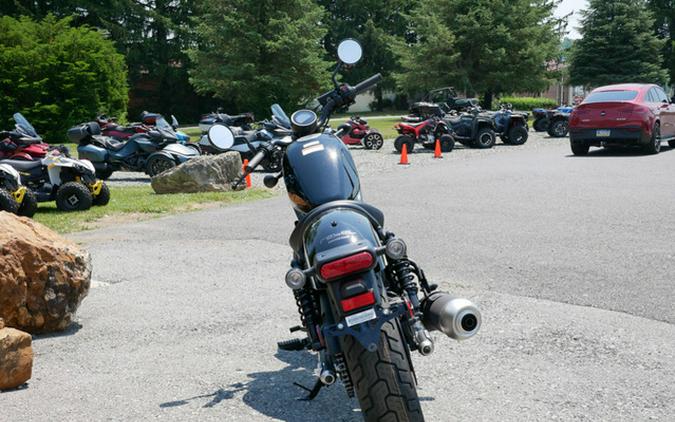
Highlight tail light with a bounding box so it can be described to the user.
[319,251,374,282]
[341,291,376,312]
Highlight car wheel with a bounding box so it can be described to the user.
[394,135,414,153]
[571,142,589,156]
[548,119,569,137]
[507,125,529,145]
[55,182,93,211]
[147,155,177,176]
[0,188,19,214]
[474,127,496,149]
[17,188,38,217]
[643,123,661,155]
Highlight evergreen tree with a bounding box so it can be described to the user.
[648,0,675,86]
[188,0,331,118]
[570,0,668,87]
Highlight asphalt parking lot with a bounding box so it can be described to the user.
[4,132,675,421]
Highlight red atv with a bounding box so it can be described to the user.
[393,115,454,153]
[339,115,384,150]
[0,113,70,160]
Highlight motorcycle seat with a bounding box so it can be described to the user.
[289,200,385,252]
[0,159,43,171]
[403,121,428,128]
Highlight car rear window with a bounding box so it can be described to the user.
[583,90,638,103]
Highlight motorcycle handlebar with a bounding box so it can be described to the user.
[350,73,383,97]
[246,149,266,171]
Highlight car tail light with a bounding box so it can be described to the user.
[319,251,374,281]
[341,291,376,312]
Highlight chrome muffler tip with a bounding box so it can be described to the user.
[320,370,336,385]
[421,292,482,341]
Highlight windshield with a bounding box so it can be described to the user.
[271,104,291,129]
[583,90,638,104]
[13,113,38,137]
[155,116,175,133]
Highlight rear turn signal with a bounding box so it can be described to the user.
[341,291,376,312]
[319,251,374,281]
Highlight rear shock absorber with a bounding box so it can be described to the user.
[294,288,322,349]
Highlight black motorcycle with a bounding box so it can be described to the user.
[70,116,199,179]
[204,39,481,421]
[198,109,255,133]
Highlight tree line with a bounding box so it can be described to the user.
[0,0,673,137]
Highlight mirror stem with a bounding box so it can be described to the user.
[331,62,342,89]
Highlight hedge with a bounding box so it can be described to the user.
[498,96,558,111]
[0,15,128,142]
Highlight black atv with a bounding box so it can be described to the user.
[491,103,529,145]
[442,107,497,149]
[410,87,480,117]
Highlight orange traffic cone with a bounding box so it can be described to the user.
[242,159,252,188]
[434,139,442,159]
[399,143,409,165]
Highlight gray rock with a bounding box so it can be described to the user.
[150,152,242,194]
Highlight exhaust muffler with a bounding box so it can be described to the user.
[421,292,481,341]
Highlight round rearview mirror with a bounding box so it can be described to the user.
[337,38,362,65]
[207,124,235,151]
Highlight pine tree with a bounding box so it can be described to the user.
[647,0,675,86]
[188,0,331,118]
[570,0,668,87]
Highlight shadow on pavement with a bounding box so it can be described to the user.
[32,322,82,340]
[159,350,362,421]
[566,145,674,158]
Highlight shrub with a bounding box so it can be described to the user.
[0,15,128,142]
[498,96,558,111]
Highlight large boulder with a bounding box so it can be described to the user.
[0,319,33,390]
[151,152,243,194]
[0,212,91,333]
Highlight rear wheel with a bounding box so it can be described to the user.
[440,134,455,152]
[342,320,424,422]
[474,127,496,149]
[507,125,529,145]
[92,183,111,206]
[55,182,93,211]
[548,119,569,137]
[0,188,19,214]
[533,118,548,132]
[571,142,589,156]
[643,123,661,155]
[366,132,384,150]
[669,140,675,148]
[147,155,176,176]
[17,188,38,217]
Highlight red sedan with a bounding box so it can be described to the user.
[569,83,675,155]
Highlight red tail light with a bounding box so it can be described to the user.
[341,291,376,312]
[319,251,374,281]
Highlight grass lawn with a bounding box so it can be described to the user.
[34,185,272,233]
[332,116,401,140]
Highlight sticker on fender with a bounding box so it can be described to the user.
[345,308,377,327]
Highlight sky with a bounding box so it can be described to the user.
[556,0,589,39]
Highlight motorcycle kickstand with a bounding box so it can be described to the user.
[293,378,325,401]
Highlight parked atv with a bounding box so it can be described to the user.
[491,103,529,145]
[442,108,497,149]
[71,117,199,179]
[1,151,109,211]
[0,113,71,160]
[410,87,480,116]
[394,115,454,153]
[339,116,384,150]
[532,106,572,137]
[199,110,255,133]
[0,163,38,217]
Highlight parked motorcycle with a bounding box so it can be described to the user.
[98,112,199,152]
[532,106,572,137]
[198,109,255,133]
[394,115,455,153]
[0,113,70,160]
[1,150,108,211]
[491,103,529,145]
[339,116,384,150]
[71,116,199,179]
[204,39,481,421]
[0,163,38,217]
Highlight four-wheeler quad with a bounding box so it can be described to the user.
[71,116,199,179]
[339,115,384,150]
[0,163,38,217]
[491,103,530,145]
[0,113,70,160]
[442,107,498,149]
[532,106,572,137]
[410,87,480,116]
[394,115,455,153]
[1,151,109,212]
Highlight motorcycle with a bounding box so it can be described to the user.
[393,115,455,153]
[490,103,529,145]
[203,39,481,421]
[339,116,384,150]
[0,163,38,217]
[98,113,199,153]
[198,109,255,133]
[1,150,109,211]
[71,116,199,179]
[0,113,71,160]
[532,106,573,137]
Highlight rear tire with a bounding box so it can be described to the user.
[0,188,19,214]
[17,189,38,217]
[548,119,569,137]
[147,155,176,176]
[343,320,424,422]
[474,127,496,149]
[669,140,675,148]
[643,123,661,155]
[533,118,548,132]
[366,133,384,150]
[440,134,455,152]
[506,125,529,145]
[571,142,589,156]
[92,183,111,206]
[56,182,93,211]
